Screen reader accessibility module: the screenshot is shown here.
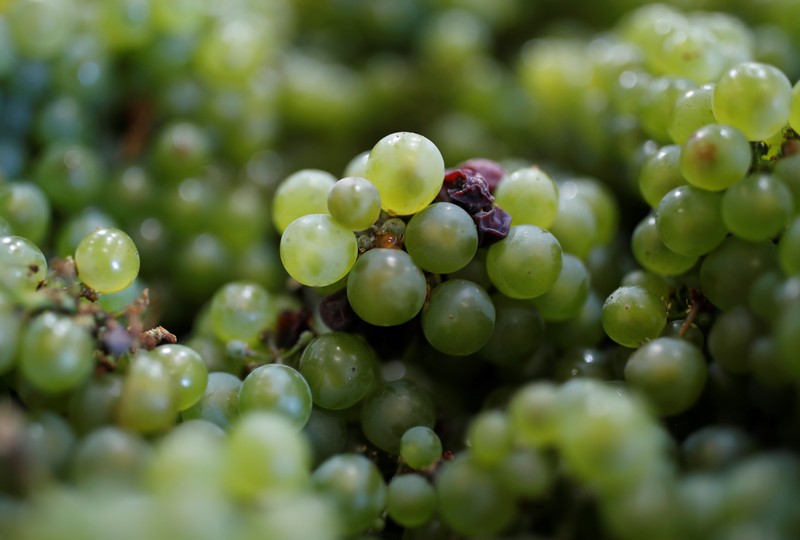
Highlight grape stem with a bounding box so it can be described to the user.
[678,288,703,337]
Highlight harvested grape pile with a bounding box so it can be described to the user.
[2,1,800,539]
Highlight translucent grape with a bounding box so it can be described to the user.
[404,202,478,274]
[548,192,597,259]
[74,227,140,294]
[508,381,560,447]
[700,237,777,310]
[570,177,619,247]
[667,84,716,145]
[365,132,445,216]
[272,169,337,234]
[478,293,545,365]
[638,144,686,208]
[116,353,178,434]
[280,213,358,287]
[721,173,793,241]
[70,426,152,488]
[602,285,666,348]
[327,176,382,231]
[532,253,591,322]
[791,80,800,132]
[467,410,513,467]
[238,364,312,430]
[148,344,209,411]
[181,372,241,429]
[498,447,553,499]
[386,474,436,528]
[0,235,47,291]
[0,181,51,245]
[707,306,762,374]
[421,279,495,356]
[361,380,436,454]
[680,124,751,191]
[778,217,800,276]
[639,76,694,143]
[486,224,562,299]
[33,143,103,212]
[493,166,558,228]
[631,214,698,276]
[346,248,426,326]
[400,426,443,470]
[713,62,793,141]
[208,281,276,344]
[656,185,728,257]
[303,407,348,466]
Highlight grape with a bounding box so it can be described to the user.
[208,281,277,344]
[486,224,562,299]
[0,302,21,376]
[721,173,793,242]
[778,217,800,276]
[70,426,152,488]
[553,347,614,382]
[33,143,103,212]
[655,185,728,257]
[365,132,445,216]
[667,84,716,145]
[238,363,312,430]
[148,344,208,411]
[386,474,436,528]
[343,151,370,178]
[532,253,591,322]
[116,353,178,434]
[790,80,800,132]
[361,379,436,454]
[508,381,560,447]
[493,166,558,228]
[0,180,50,245]
[467,410,512,467]
[498,447,553,499]
[602,285,666,348]
[67,373,123,435]
[680,124,751,191]
[404,202,477,274]
[421,279,495,356]
[570,177,619,247]
[713,62,793,141]
[548,191,597,259]
[327,176,382,231]
[681,425,754,472]
[303,407,348,466]
[639,76,694,143]
[280,213,358,287]
[0,235,47,291]
[272,169,338,234]
[478,293,545,365]
[181,371,241,429]
[700,236,777,310]
[346,248,426,327]
[632,214,698,276]
[74,227,140,294]
[638,144,686,208]
[624,337,707,416]
[400,426,443,471]
[298,332,376,410]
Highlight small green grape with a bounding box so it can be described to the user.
[74,227,140,294]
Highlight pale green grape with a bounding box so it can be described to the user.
[404,202,477,274]
[208,281,277,344]
[532,253,591,322]
[713,62,792,140]
[70,426,152,488]
[0,235,47,291]
[493,166,558,228]
[680,124,751,191]
[790,80,800,132]
[478,293,545,365]
[508,381,560,447]
[386,474,436,528]
[365,132,445,216]
[549,192,597,259]
[621,269,671,302]
[116,353,178,434]
[238,364,312,430]
[467,410,513,468]
[602,285,666,348]
[667,84,716,145]
[498,447,553,499]
[721,173,793,241]
[280,213,358,288]
[67,373,123,435]
[343,151,370,178]
[638,145,686,208]
[74,227,140,294]
[95,278,144,314]
[707,306,762,374]
[0,180,51,245]
[656,185,728,257]
[361,380,436,454]
[327,177,382,231]
[487,225,562,299]
[34,143,103,212]
[346,248,426,326]
[272,169,337,234]
[778,217,800,276]
[400,426,443,470]
[181,371,241,429]
[148,344,208,411]
[570,177,619,247]
[421,279,495,356]
[632,214,698,276]
[639,76,694,143]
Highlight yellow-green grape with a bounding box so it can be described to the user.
[493,166,558,228]
[404,202,477,274]
[208,281,277,344]
[602,285,666,348]
[486,225,562,299]
[680,124,751,191]
[74,227,140,294]
[365,132,445,216]
[280,214,358,287]
[326,177,382,231]
[667,84,716,145]
[0,235,47,291]
[272,169,337,234]
[721,173,793,242]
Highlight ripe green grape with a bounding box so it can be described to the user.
[790,80,800,132]
[386,474,436,528]
[404,202,478,274]
[0,235,47,291]
[602,285,666,348]
[631,214,698,276]
[181,372,242,429]
[298,332,376,410]
[778,217,800,276]
[208,281,276,344]
[624,337,707,416]
[116,353,178,434]
[680,124,751,191]
[498,447,553,499]
[548,192,597,259]
[272,169,337,234]
[148,344,208,411]
[18,312,94,394]
[570,177,619,247]
[303,407,348,466]
[721,173,793,241]
[361,379,436,454]
[238,364,312,430]
[346,248,426,327]
[33,143,103,212]
[365,131,445,216]
[280,213,358,287]
[70,426,152,488]
[326,176,382,231]
[0,180,51,245]
[486,224,562,299]
[532,253,591,322]
[74,227,140,294]
[656,185,728,257]
[667,83,716,145]
[638,144,686,208]
[508,381,560,447]
[700,236,777,310]
[713,62,792,141]
[467,410,513,468]
[493,166,558,228]
[639,76,694,143]
[707,306,762,374]
[479,293,545,365]
[421,279,495,356]
[0,301,21,375]
[400,426,443,470]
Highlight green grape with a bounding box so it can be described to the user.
[208,281,277,344]
[775,303,800,377]
[312,454,386,536]
[656,185,728,257]
[478,293,545,365]
[721,173,793,241]
[346,248,426,327]
[638,145,686,208]
[18,312,94,394]
[668,84,716,145]
[33,143,103,212]
[680,124,751,191]
[602,285,666,348]
[67,373,123,435]
[621,269,671,302]
[225,412,311,501]
[435,453,516,537]
[327,176,382,231]
[700,237,777,310]
[548,192,597,259]
[343,151,370,178]
[24,411,75,477]
[624,337,707,416]
[0,235,47,291]
[181,371,241,429]
[790,80,800,132]
[632,214,698,276]
[532,253,590,322]
[0,181,50,245]
[400,426,443,470]
[570,177,619,246]
[365,132,445,216]
[493,166,558,228]
[361,379,436,454]
[774,153,800,211]
[639,76,694,143]
[148,344,208,411]
[298,332,377,410]
[486,225,562,299]
[70,426,152,488]
[74,227,140,294]
[280,214,358,287]
[713,62,793,141]
[467,410,512,468]
[404,202,478,274]
[245,493,342,540]
[600,475,685,540]
[553,347,614,382]
[778,217,800,276]
[421,279,495,356]
[498,447,553,499]
[681,425,754,472]
[152,122,211,182]
[238,364,312,430]
[95,278,144,314]
[386,474,437,528]
[0,301,21,375]
[508,381,560,447]
[548,290,606,350]
[116,353,178,434]
[272,169,337,234]
[303,407,348,466]
[7,0,78,59]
